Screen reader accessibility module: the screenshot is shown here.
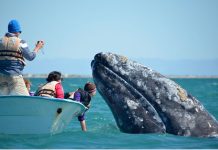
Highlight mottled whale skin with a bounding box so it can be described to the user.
[91,52,218,137]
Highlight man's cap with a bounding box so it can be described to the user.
[8,19,22,33]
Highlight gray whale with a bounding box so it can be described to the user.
[91,52,218,137]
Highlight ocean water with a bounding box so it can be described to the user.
[0,78,218,149]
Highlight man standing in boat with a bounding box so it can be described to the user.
[0,19,44,95]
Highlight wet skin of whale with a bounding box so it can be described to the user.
[91,52,218,137]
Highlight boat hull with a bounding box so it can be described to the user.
[0,96,86,134]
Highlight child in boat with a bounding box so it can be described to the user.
[24,78,34,96]
[64,82,96,131]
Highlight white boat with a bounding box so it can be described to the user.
[0,96,86,135]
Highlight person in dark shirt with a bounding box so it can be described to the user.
[65,82,96,131]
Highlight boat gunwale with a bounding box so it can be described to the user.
[0,95,86,108]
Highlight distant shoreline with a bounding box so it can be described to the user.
[23,74,218,79]
[23,74,92,78]
[167,75,218,79]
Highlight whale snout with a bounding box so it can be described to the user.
[91,52,218,137]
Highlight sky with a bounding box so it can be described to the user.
[0,0,218,75]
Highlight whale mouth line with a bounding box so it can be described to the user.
[96,61,146,99]
[93,59,154,106]
[93,60,166,130]
[93,59,156,108]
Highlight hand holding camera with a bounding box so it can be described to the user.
[36,40,44,49]
[34,40,45,53]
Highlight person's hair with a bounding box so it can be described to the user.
[84,82,96,93]
[46,71,62,82]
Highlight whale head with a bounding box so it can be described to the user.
[91,52,218,137]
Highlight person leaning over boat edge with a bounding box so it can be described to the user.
[0,19,44,96]
[65,82,96,131]
[35,71,64,98]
